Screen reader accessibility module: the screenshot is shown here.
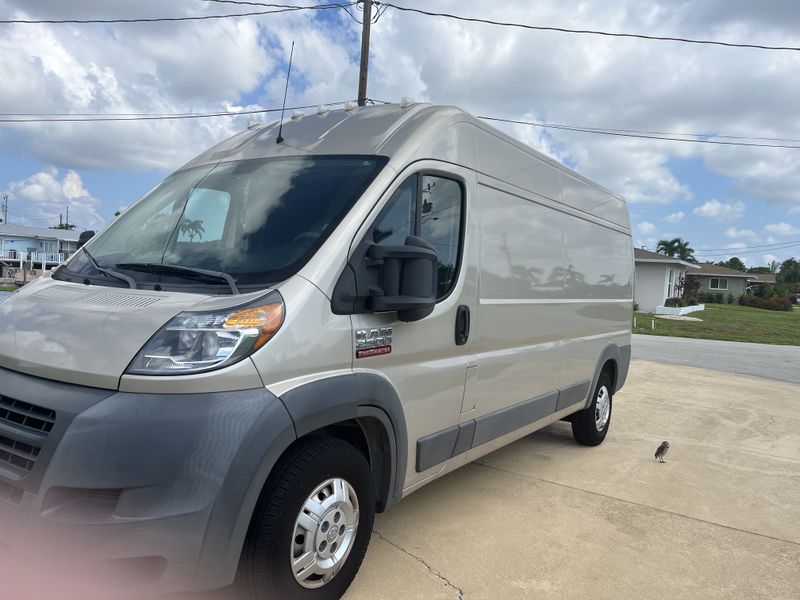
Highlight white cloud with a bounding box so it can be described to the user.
[724,243,747,250]
[789,207,800,216]
[6,169,104,229]
[664,211,684,223]
[0,0,798,223]
[762,253,779,266]
[725,227,758,241]
[636,221,656,235]
[692,199,745,223]
[763,222,800,236]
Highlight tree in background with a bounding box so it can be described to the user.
[656,237,697,263]
[748,266,771,274]
[777,258,800,291]
[716,256,746,272]
[50,223,76,230]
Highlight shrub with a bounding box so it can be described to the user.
[727,293,735,305]
[664,297,685,307]
[753,284,769,299]
[714,292,724,304]
[681,276,702,305]
[633,302,639,312]
[739,294,793,312]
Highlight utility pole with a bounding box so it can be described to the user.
[357,0,372,106]
[1,193,8,224]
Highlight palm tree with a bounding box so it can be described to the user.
[656,237,696,263]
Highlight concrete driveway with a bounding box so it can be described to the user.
[345,360,800,600]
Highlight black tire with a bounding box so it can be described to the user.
[571,373,613,446]
[237,437,376,600]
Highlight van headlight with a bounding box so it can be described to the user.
[126,293,284,375]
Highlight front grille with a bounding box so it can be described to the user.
[0,396,55,477]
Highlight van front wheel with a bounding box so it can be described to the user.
[238,437,376,599]
[571,373,613,446]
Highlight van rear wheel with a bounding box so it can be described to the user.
[571,373,613,446]
[238,437,375,599]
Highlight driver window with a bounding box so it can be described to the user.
[372,177,416,246]
[371,173,464,300]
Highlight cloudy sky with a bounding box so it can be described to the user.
[1,0,799,266]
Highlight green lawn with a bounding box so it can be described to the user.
[634,303,800,346]
[0,286,16,292]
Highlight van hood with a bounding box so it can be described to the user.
[0,278,226,389]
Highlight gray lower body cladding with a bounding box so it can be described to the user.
[0,365,295,593]
[415,343,632,473]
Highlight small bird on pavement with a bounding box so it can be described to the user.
[655,441,670,463]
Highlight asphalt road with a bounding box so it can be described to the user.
[632,333,800,384]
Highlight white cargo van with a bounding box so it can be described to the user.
[0,103,632,599]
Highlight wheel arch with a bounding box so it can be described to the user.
[585,341,632,409]
[192,373,407,591]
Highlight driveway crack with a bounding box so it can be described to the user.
[372,529,464,599]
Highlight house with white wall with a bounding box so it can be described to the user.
[0,224,80,270]
[634,248,698,312]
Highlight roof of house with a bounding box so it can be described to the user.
[748,273,777,284]
[685,262,752,278]
[633,248,698,268]
[0,223,81,242]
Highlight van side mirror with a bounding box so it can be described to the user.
[77,230,95,249]
[332,236,438,322]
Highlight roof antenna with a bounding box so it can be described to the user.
[276,40,295,145]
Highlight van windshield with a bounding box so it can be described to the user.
[56,156,387,291]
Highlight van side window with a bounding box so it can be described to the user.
[372,174,464,300]
[420,176,462,298]
[373,177,416,246]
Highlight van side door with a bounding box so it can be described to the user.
[348,164,477,491]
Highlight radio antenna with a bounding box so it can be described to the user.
[276,40,295,144]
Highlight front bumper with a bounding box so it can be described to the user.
[0,365,295,593]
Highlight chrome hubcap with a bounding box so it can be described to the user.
[594,386,611,431]
[290,478,359,589]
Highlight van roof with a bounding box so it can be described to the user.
[180,103,628,223]
[182,103,456,167]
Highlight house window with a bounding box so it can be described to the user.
[710,278,728,290]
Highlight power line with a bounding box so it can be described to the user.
[0,2,355,25]
[206,0,388,23]
[0,100,354,123]
[367,99,800,150]
[693,242,800,257]
[477,115,800,150]
[5,99,800,151]
[693,239,800,253]
[374,2,800,53]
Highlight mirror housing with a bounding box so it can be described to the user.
[332,236,438,322]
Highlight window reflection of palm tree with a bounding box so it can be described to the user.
[180,218,205,242]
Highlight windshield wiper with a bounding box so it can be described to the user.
[81,247,137,289]
[115,263,240,295]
